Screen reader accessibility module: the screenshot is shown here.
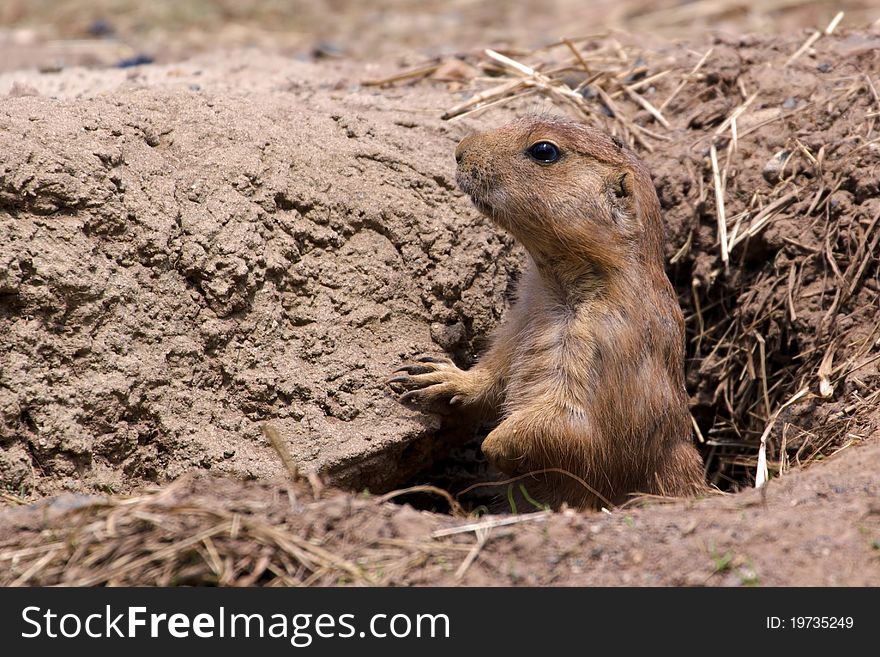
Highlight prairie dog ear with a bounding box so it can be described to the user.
[608,170,636,227]
[612,171,634,200]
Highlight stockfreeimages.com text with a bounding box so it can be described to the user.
[21,606,450,646]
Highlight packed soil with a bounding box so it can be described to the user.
[0,51,524,498]
[1,9,879,585]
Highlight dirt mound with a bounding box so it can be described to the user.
[0,52,523,498]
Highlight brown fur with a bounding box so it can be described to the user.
[389,115,706,509]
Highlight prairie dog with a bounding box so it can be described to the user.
[390,115,705,509]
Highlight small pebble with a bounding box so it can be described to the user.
[87,19,114,37]
[762,150,791,183]
[312,41,345,59]
[117,54,154,68]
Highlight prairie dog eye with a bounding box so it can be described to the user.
[526,141,560,164]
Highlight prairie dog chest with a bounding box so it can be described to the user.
[504,297,598,410]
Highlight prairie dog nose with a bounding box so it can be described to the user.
[455,134,476,164]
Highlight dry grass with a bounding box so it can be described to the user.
[0,479,489,586]
[1,492,26,505]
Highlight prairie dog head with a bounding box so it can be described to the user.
[455,115,662,272]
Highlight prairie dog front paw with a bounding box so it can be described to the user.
[387,356,486,409]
